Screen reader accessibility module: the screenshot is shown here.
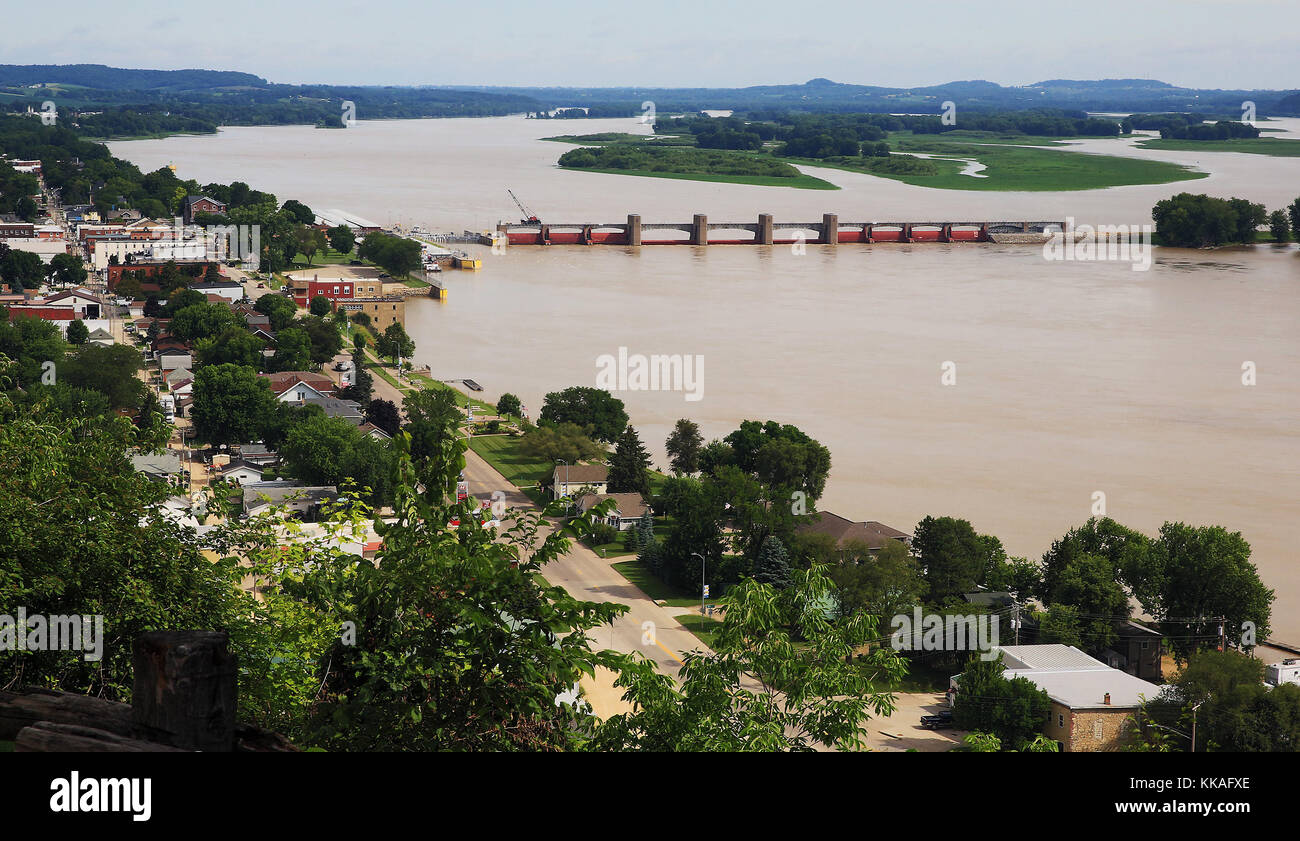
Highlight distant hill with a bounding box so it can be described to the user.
[0,64,266,90]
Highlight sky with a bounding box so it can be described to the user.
[4,0,1297,91]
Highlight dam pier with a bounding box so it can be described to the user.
[496,215,1066,246]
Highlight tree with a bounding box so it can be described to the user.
[114,275,143,300]
[0,248,45,289]
[365,398,401,436]
[357,232,422,277]
[0,400,250,701]
[496,392,522,418]
[269,327,314,372]
[1146,523,1273,659]
[326,224,355,255]
[752,536,793,589]
[337,349,372,404]
[193,326,265,369]
[1269,209,1291,242]
[294,224,326,266]
[607,425,651,496]
[665,418,703,475]
[538,386,628,443]
[163,287,207,317]
[281,199,315,225]
[310,294,332,317]
[951,653,1053,750]
[254,293,298,331]
[828,537,925,620]
[378,321,414,365]
[168,302,242,343]
[588,565,907,751]
[707,419,831,502]
[300,315,343,363]
[1039,550,1130,651]
[403,387,463,469]
[1290,196,1300,241]
[1152,192,1266,247]
[1159,649,1300,751]
[65,318,89,345]
[191,363,279,444]
[58,344,148,410]
[1036,604,1084,647]
[45,252,88,287]
[912,515,999,603]
[519,422,604,466]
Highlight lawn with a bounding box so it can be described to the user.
[611,560,702,608]
[468,434,555,488]
[563,165,838,190]
[677,614,723,649]
[1134,136,1300,157]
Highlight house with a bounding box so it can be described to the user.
[259,371,337,403]
[188,279,243,304]
[157,348,193,372]
[795,510,911,557]
[86,327,115,346]
[130,451,185,485]
[290,274,357,308]
[1103,620,1165,683]
[164,367,195,389]
[219,458,267,485]
[41,288,104,319]
[551,464,608,499]
[303,396,365,423]
[337,296,406,331]
[181,195,228,225]
[234,443,280,468]
[358,422,391,440]
[575,493,651,531]
[242,482,339,518]
[949,644,1163,752]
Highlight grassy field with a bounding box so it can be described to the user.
[1134,136,1300,157]
[611,560,703,607]
[468,434,555,488]
[544,132,694,146]
[677,614,723,649]
[563,165,838,190]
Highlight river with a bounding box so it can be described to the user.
[110,116,1300,641]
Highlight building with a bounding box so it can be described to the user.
[314,209,382,234]
[242,482,338,518]
[551,464,608,499]
[86,327,115,346]
[188,278,243,304]
[219,458,267,485]
[337,296,406,332]
[795,510,911,556]
[41,288,104,319]
[0,237,68,263]
[291,275,357,307]
[130,451,185,486]
[949,644,1163,752]
[181,195,228,224]
[1103,620,1165,683]
[575,492,651,530]
[302,396,365,423]
[259,371,337,403]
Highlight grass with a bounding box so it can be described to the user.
[610,560,701,607]
[468,434,555,488]
[562,165,838,190]
[677,614,723,649]
[1134,136,1300,157]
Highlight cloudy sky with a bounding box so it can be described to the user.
[5,0,1296,90]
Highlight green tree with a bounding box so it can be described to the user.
[65,318,89,345]
[1159,649,1300,751]
[281,199,315,225]
[1,248,45,289]
[254,293,298,331]
[300,315,344,364]
[326,224,355,255]
[1289,196,1300,241]
[496,392,522,418]
[377,321,415,364]
[519,422,604,466]
[310,295,332,316]
[951,652,1053,749]
[168,302,242,342]
[1268,209,1291,242]
[752,535,793,590]
[538,386,628,443]
[912,515,1000,603]
[59,344,148,410]
[45,252,88,287]
[1036,603,1084,647]
[589,565,907,751]
[193,326,265,369]
[269,327,314,372]
[606,425,651,496]
[402,387,463,470]
[828,537,925,620]
[191,363,279,445]
[665,418,703,475]
[365,398,401,437]
[1147,523,1273,659]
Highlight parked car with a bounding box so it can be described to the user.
[920,710,954,730]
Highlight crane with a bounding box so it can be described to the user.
[507,189,541,225]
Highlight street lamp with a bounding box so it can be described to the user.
[692,551,706,618]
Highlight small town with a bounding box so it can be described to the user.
[1,0,1297,824]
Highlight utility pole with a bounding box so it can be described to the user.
[692,552,706,619]
[1012,600,1020,645]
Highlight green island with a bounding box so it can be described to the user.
[551,119,1208,192]
[1134,136,1300,157]
[556,144,839,190]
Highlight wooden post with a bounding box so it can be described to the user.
[132,631,236,752]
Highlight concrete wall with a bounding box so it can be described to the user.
[1049,702,1135,751]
